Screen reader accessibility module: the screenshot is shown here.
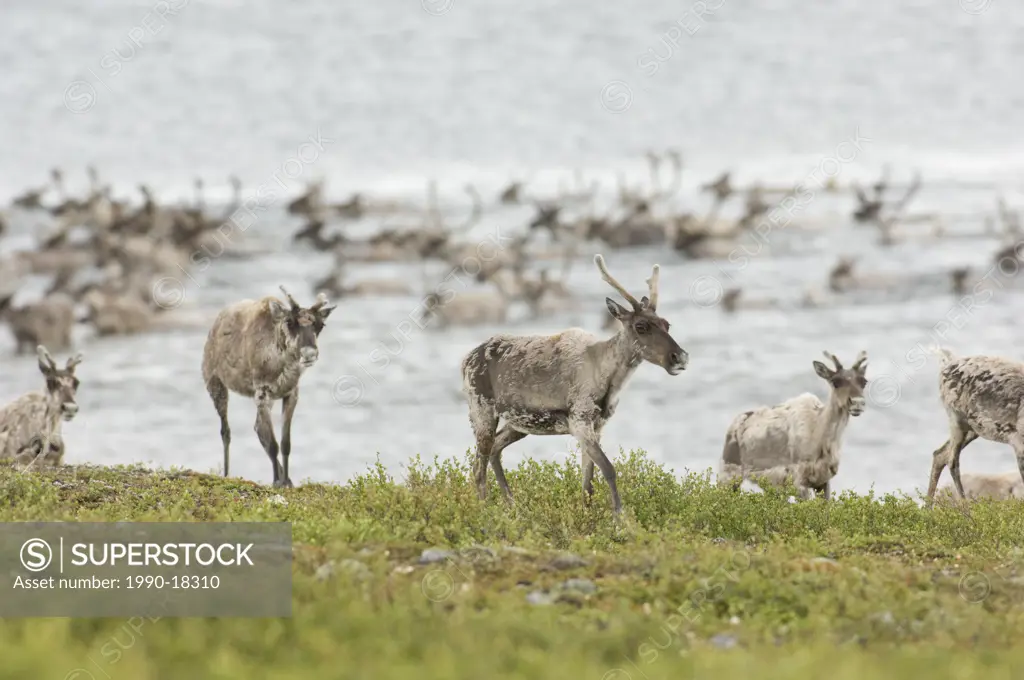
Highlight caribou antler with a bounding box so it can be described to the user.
[594,254,641,309]
[36,345,56,371]
[454,184,483,233]
[654,149,683,201]
[309,291,332,313]
[851,350,868,372]
[278,286,301,310]
[822,350,843,371]
[645,151,662,197]
[65,352,84,371]
[644,264,660,311]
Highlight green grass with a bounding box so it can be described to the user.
[1,450,1023,679]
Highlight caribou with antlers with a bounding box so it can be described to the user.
[0,345,83,467]
[202,286,335,487]
[719,350,869,500]
[460,254,688,514]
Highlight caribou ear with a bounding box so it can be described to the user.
[268,299,288,322]
[65,353,83,372]
[317,304,336,321]
[36,345,55,376]
[812,361,833,380]
[606,297,629,320]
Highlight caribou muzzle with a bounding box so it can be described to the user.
[667,349,688,375]
[300,346,319,368]
[849,396,866,416]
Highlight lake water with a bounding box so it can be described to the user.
[1,0,1023,497]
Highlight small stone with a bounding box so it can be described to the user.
[419,548,454,565]
[551,553,587,570]
[526,590,556,606]
[338,559,371,580]
[461,544,497,559]
[314,561,336,581]
[393,565,415,574]
[871,611,896,626]
[268,494,288,506]
[710,633,738,649]
[502,546,534,556]
[562,578,596,594]
[729,616,741,625]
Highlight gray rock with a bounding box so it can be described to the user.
[314,562,336,581]
[526,590,556,606]
[562,578,596,594]
[502,546,534,557]
[316,559,370,582]
[870,611,896,626]
[419,548,455,565]
[551,553,587,570]
[709,633,738,649]
[462,544,497,558]
[338,559,371,580]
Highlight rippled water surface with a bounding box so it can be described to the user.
[2,0,1023,495]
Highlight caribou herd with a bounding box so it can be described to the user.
[0,155,1023,511]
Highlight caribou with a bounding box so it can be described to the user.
[459,254,687,514]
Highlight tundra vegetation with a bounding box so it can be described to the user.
[1,449,1023,678]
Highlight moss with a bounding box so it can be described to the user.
[0,450,1021,678]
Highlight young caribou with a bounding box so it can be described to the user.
[202,286,335,487]
[925,348,1024,502]
[937,471,1024,501]
[0,345,82,467]
[719,351,868,500]
[460,254,688,514]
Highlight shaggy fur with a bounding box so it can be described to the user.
[459,254,688,514]
[719,351,868,500]
[0,345,82,467]
[926,348,1024,501]
[81,289,152,336]
[202,286,335,487]
[0,292,75,355]
[423,290,511,329]
[937,471,1024,501]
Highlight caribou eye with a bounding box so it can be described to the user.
[634,321,650,334]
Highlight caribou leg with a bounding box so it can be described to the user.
[254,386,282,486]
[206,376,231,477]
[280,389,299,488]
[489,426,526,504]
[468,398,498,500]
[570,414,620,514]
